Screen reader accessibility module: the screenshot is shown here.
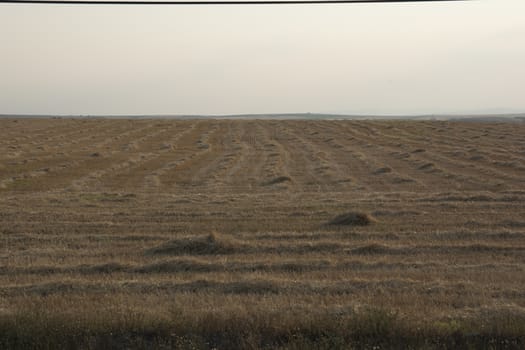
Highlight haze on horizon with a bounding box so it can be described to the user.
[1,0,524,116]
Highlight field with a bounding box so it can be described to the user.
[1,118,525,349]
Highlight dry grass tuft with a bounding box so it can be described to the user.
[146,232,242,255]
[328,212,375,226]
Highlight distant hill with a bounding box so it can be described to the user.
[1,112,524,122]
[448,114,525,123]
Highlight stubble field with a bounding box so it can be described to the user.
[1,118,525,349]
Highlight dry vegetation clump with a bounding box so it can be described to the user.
[146,232,243,255]
[373,167,392,175]
[160,143,173,150]
[77,262,129,274]
[418,162,435,170]
[328,212,376,226]
[350,243,393,255]
[134,258,220,273]
[264,176,293,186]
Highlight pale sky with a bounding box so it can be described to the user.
[1,0,524,116]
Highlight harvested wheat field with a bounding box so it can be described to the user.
[1,118,525,349]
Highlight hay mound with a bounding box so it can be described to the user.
[146,232,240,255]
[78,262,128,274]
[135,258,218,273]
[373,167,392,175]
[351,243,389,255]
[328,212,375,226]
[418,162,434,170]
[264,176,292,186]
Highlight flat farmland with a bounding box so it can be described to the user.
[1,118,525,349]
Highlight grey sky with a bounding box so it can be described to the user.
[1,0,524,115]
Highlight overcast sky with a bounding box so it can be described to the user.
[1,0,524,116]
